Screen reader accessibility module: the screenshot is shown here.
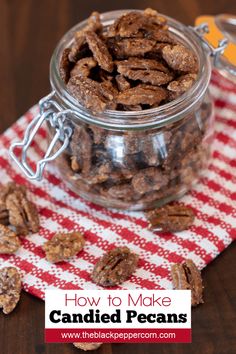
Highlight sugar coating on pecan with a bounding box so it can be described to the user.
[69,11,102,63]
[59,48,73,83]
[92,247,139,286]
[85,31,114,72]
[0,267,22,314]
[6,190,39,236]
[171,259,204,306]
[117,85,168,106]
[0,224,20,254]
[43,231,85,263]
[162,44,198,73]
[167,73,197,99]
[0,182,39,236]
[67,74,114,113]
[146,204,195,232]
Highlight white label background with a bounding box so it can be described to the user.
[45,290,191,329]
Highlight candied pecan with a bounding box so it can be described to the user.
[0,267,21,314]
[168,73,197,97]
[0,182,26,202]
[59,48,73,83]
[116,57,172,85]
[69,12,102,63]
[92,246,138,286]
[162,44,198,73]
[107,10,166,38]
[86,163,111,184]
[70,57,97,78]
[73,343,103,351]
[85,31,113,72]
[68,37,87,62]
[146,28,175,43]
[143,8,167,27]
[6,190,39,236]
[108,38,156,58]
[124,69,172,86]
[115,75,130,92]
[43,231,85,263]
[70,126,93,175]
[117,85,167,106]
[0,225,20,254]
[107,12,147,38]
[146,204,195,232]
[116,57,170,73]
[132,167,168,195]
[67,74,114,113]
[171,259,203,306]
[86,11,102,33]
[106,184,135,201]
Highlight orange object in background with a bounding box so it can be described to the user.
[195,15,236,66]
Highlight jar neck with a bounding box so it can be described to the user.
[50,9,212,130]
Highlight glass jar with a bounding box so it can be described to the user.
[10,10,228,211]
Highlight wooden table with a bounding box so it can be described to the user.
[0,1,236,353]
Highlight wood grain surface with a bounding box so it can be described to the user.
[0,1,236,353]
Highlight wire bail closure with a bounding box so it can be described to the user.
[191,23,229,69]
[9,91,73,181]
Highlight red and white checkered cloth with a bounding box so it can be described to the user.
[0,71,235,299]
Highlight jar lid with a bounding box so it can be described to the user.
[195,14,236,82]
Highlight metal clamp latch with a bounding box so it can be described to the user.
[191,23,228,68]
[9,91,73,181]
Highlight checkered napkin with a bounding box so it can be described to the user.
[0,71,235,300]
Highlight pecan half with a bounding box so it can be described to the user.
[69,12,102,63]
[92,247,138,286]
[0,267,22,314]
[107,10,166,38]
[43,231,85,263]
[73,343,103,351]
[132,167,168,195]
[67,74,114,113]
[108,38,156,58]
[70,126,93,175]
[167,73,197,99]
[85,31,113,73]
[6,190,39,236]
[70,57,97,78]
[146,204,195,232]
[59,48,73,83]
[171,259,204,306]
[162,44,198,73]
[0,225,20,254]
[116,57,172,86]
[117,85,167,106]
[116,57,170,73]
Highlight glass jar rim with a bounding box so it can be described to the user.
[50,9,212,130]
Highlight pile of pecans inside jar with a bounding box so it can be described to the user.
[57,8,212,209]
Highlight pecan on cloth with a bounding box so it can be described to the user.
[171,259,204,306]
[146,204,195,232]
[92,247,139,286]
